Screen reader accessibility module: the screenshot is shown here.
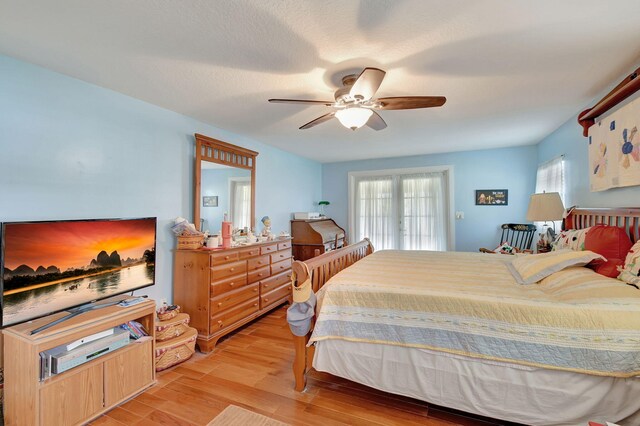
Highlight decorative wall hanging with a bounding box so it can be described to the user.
[475,189,508,205]
[202,196,218,207]
[588,95,640,191]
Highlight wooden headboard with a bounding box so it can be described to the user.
[565,207,640,243]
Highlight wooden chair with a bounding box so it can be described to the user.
[479,223,537,254]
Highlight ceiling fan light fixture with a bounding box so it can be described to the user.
[335,107,373,130]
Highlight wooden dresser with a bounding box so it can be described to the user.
[291,218,346,261]
[173,238,292,352]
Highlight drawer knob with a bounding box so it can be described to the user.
[253,288,258,292]
[264,284,269,288]
[218,302,222,307]
[264,298,269,303]
[254,303,258,307]
[229,282,235,287]
[230,268,235,272]
[225,255,230,260]
[288,286,291,290]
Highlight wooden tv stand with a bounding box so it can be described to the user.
[3,295,156,426]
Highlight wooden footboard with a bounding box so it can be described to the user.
[290,238,374,391]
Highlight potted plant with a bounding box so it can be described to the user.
[318,200,330,216]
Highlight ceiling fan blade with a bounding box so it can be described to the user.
[377,96,446,110]
[269,98,335,106]
[366,110,387,131]
[299,112,336,130]
[349,68,386,101]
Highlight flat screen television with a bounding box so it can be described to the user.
[1,217,156,327]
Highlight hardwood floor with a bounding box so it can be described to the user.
[91,305,520,426]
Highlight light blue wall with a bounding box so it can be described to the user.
[322,146,538,252]
[0,54,321,304]
[537,105,640,208]
[201,167,250,232]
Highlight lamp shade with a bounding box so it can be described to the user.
[526,192,565,222]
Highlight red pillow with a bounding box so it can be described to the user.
[584,224,633,277]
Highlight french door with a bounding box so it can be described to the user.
[350,167,452,251]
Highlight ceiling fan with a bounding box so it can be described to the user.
[268,67,446,131]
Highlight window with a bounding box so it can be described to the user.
[349,167,453,251]
[229,178,251,229]
[535,156,565,202]
[534,156,565,230]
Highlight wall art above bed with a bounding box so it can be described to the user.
[588,94,640,191]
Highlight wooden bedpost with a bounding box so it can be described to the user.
[292,334,309,391]
[290,238,374,391]
[291,260,311,391]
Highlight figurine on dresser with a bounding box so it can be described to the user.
[261,215,273,238]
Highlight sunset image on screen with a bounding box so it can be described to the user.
[3,219,156,272]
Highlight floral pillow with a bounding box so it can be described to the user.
[552,228,590,251]
[618,240,640,285]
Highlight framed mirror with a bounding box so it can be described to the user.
[194,133,258,232]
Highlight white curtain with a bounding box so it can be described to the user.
[401,173,447,251]
[354,172,448,251]
[535,156,565,202]
[534,156,565,230]
[354,176,396,250]
[230,180,251,229]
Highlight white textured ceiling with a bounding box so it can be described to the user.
[1,1,640,163]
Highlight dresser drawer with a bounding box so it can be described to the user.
[210,251,239,265]
[248,255,270,271]
[210,283,259,315]
[277,240,292,251]
[210,274,249,297]
[248,265,270,284]
[238,246,261,259]
[271,257,292,275]
[270,249,291,263]
[211,299,259,332]
[260,271,291,293]
[211,260,247,280]
[260,243,278,255]
[261,283,292,309]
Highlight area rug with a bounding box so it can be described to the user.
[207,405,290,426]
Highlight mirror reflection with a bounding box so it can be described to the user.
[200,162,252,233]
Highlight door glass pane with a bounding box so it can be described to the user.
[355,176,396,249]
[401,173,447,251]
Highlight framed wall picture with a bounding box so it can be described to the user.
[475,189,508,206]
[203,196,218,207]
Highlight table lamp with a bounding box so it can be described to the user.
[526,192,565,233]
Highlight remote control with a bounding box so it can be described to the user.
[118,296,147,307]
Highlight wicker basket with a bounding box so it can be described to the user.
[155,313,190,342]
[157,305,180,321]
[177,235,203,250]
[155,326,197,372]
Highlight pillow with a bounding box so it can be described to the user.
[507,249,606,285]
[584,225,633,278]
[493,241,518,254]
[618,240,640,285]
[552,228,590,251]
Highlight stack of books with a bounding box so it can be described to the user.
[120,321,148,340]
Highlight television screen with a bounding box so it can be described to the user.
[1,217,156,327]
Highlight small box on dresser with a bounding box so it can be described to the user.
[173,238,293,352]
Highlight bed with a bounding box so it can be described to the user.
[289,208,640,425]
